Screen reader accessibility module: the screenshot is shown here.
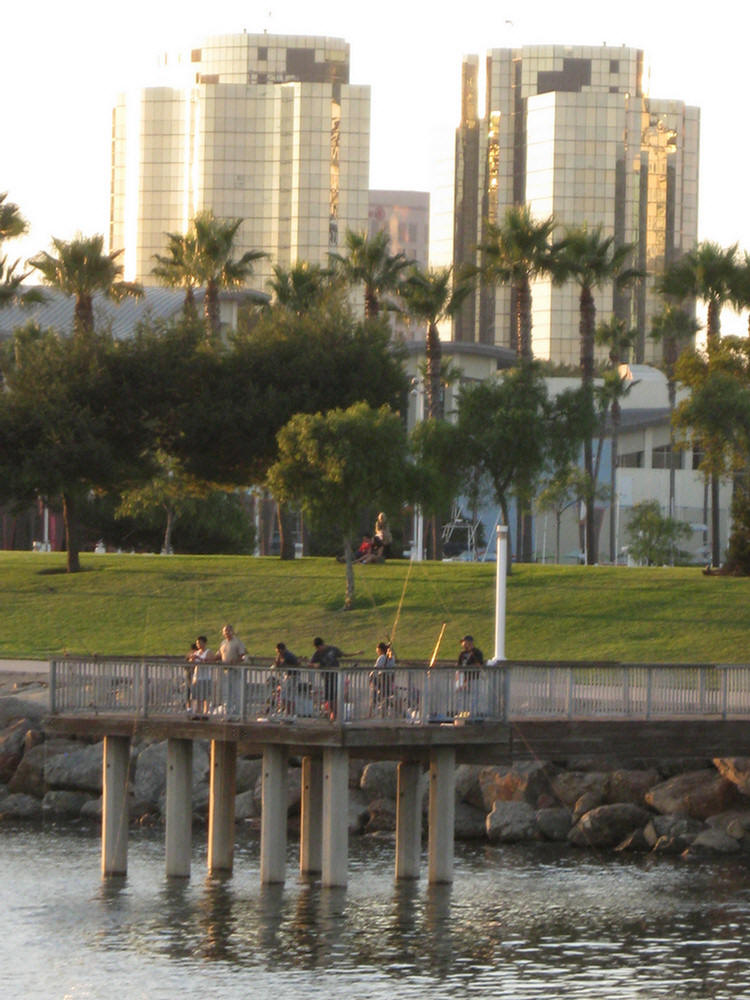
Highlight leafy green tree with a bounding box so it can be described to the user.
[0,329,159,571]
[267,403,411,608]
[29,234,142,337]
[626,499,691,566]
[409,418,468,547]
[536,466,591,564]
[555,226,640,563]
[331,229,411,319]
[480,206,559,360]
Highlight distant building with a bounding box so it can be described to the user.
[453,45,700,365]
[368,190,430,269]
[111,33,371,290]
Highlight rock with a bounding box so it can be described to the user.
[713,758,750,796]
[455,801,487,839]
[251,765,302,816]
[236,757,263,794]
[486,800,538,842]
[550,771,609,809]
[455,764,483,808]
[0,697,45,728]
[0,792,43,819]
[7,738,80,797]
[568,803,650,848]
[615,827,651,852]
[360,761,399,801]
[235,789,259,821]
[42,789,94,817]
[572,791,604,824]
[349,788,370,834]
[651,835,685,855]
[81,798,102,819]
[608,768,660,806]
[133,740,209,806]
[0,719,31,783]
[683,829,742,856]
[644,814,704,848]
[349,758,367,788]
[45,742,103,793]
[645,769,740,820]
[365,797,397,834]
[478,762,556,810]
[536,806,572,842]
[706,810,750,836]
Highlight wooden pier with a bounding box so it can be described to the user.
[45,657,750,886]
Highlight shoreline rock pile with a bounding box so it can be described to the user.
[2,695,750,858]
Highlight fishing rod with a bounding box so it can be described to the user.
[428,621,447,669]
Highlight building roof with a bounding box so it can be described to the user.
[0,285,268,341]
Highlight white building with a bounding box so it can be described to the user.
[110,33,371,289]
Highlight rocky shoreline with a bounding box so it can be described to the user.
[2,689,750,859]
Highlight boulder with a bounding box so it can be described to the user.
[572,791,604,824]
[615,827,651,852]
[0,792,43,819]
[349,788,371,835]
[549,771,609,809]
[486,800,538,842]
[651,835,685,855]
[360,761,399,801]
[0,697,45,729]
[644,814,704,848]
[645,769,740,820]
[365,797,397,834]
[455,764,483,808]
[607,768,660,806]
[81,798,102,819]
[536,806,573,842]
[133,740,209,807]
[235,789,259,821]
[7,738,80,797]
[0,719,31,783]
[478,762,556,810]
[568,803,650,848]
[683,829,742,856]
[713,758,750,796]
[236,757,263,795]
[454,801,488,839]
[45,742,103,793]
[42,789,94,817]
[706,810,750,836]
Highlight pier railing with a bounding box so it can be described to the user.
[48,658,750,723]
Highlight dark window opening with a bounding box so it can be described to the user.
[609,59,619,74]
[191,49,202,63]
[537,58,591,94]
[258,46,268,61]
[618,451,644,469]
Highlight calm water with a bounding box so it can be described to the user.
[2,823,750,1000]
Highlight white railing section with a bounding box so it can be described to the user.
[48,659,750,724]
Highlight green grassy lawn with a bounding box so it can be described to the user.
[0,551,748,663]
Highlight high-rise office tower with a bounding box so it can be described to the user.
[111,34,370,287]
[453,46,700,364]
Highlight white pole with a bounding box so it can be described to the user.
[494,524,507,662]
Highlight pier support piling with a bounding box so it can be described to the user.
[300,755,323,876]
[260,744,289,884]
[208,739,236,874]
[428,747,455,884]
[322,747,349,888]
[165,738,193,878]
[102,734,130,877]
[396,760,423,880]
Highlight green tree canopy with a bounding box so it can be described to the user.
[267,403,411,608]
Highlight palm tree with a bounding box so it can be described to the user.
[0,194,39,311]
[659,241,738,355]
[730,250,750,338]
[152,230,200,319]
[555,226,641,563]
[399,266,472,421]
[29,234,142,337]
[267,261,336,314]
[0,192,28,242]
[191,211,267,339]
[480,205,558,360]
[595,317,637,562]
[331,229,411,319]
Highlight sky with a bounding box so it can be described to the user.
[3,0,749,329]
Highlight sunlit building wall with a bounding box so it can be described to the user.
[453,46,700,365]
[111,34,370,288]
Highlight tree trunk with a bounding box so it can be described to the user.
[580,285,596,564]
[517,275,533,361]
[162,506,174,555]
[425,322,443,421]
[609,401,620,564]
[74,294,94,338]
[61,492,81,573]
[277,503,296,560]
[205,279,221,339]
[343,535,355,610]
[711,472,722,567]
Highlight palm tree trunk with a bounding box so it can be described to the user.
[425,322,443,421]
[204,279,221,339]
[711,472,721,566]
[62,491,81,573]
[580,285,596,563]
[74,294,94,338]
[517,276,533,361]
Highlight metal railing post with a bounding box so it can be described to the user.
[646,667,653,719]
[502,665,510,723]
[49,660,57,714]
[141,663,149,719]
[722,668,728,720]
